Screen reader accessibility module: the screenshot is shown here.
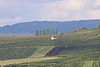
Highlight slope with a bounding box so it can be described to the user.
[0,28,100,60]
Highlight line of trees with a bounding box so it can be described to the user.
[35,29,58,36]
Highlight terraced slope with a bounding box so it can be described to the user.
[0,46,37,60]
[0,28,100,47]
[0,28,100,61]
[29,46,54,57]
[14,58,100,67]
[83,61,100,67]
[0,46,56,60]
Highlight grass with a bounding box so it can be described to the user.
[0,57,58,66]
[83,61,100,67]
[14,57,100,67]
[0,28,100,67]
[30,46,55,57]
[0,46,55,60]
[0,46,37,60]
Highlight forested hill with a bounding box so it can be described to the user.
[0,19,100,33]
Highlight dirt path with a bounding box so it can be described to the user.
[0,57,58,66]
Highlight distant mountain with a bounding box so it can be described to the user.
[0,20,100,34]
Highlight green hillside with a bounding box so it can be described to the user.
[9,58,100,67]
[0,28,100,67]
[29,46,54,57]
[0,46,55,60]
[0,46,37,60]
[0,28,100,47]
[0,28,100,59]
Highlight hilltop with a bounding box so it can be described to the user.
[0,19,100,34]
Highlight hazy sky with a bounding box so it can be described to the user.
[0,0,100,26]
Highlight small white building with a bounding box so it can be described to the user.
[51,36,57,40]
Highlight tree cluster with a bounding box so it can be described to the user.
[35,29,58,36]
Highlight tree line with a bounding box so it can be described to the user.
[35,29,58,36]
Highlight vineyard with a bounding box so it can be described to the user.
[0,28,100,67]
[4,59,100,67]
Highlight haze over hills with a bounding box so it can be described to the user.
[0,19,100,34]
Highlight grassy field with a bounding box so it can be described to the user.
[0,46,55,60]
[30,46,54,57]
[0,57,58,66]
[0,28,100,67]
[0,28,100,47]
[10,58,100,67]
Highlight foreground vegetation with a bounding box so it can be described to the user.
[3,57,100,67]
[0,57,58,66]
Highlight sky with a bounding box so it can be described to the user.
[0,0,100,26]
